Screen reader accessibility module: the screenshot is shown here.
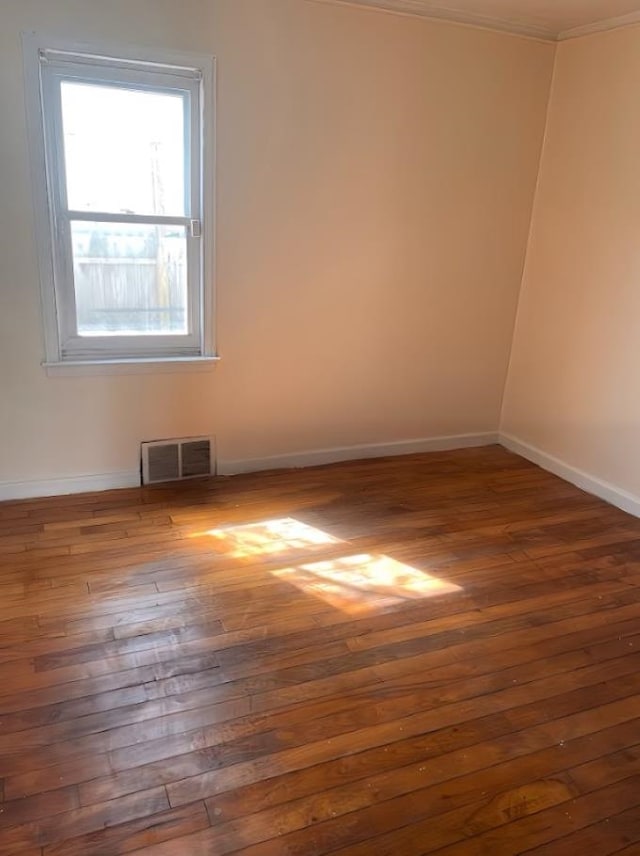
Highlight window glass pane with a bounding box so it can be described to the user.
[71,221,189,336]
[61,82,187,217]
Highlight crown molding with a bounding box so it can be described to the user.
[308,0,557,41]
[310,0,640,43]
[558,10,640,41]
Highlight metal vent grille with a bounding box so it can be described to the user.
[147,444,180,483]
[141,437,215,485]
[182,440,212,478]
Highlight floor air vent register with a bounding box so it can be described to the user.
[141,437,215,485]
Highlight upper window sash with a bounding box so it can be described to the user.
[40,62,202,223]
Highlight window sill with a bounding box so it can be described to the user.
[43,356,221,377]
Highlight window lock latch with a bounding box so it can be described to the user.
[190,219,202,239]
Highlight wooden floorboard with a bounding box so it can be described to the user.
[0,445,639,854]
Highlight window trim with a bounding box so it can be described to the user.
[22,32,217,368]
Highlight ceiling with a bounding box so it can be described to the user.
[316,0,640,40]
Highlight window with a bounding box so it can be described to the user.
[23,36,215,366]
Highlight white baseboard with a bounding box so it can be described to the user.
[218,432,499,476]
[500,433,640,519]
[0,470,141,502]
[5,433,636,517]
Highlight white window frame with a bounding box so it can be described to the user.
[22,33,216,368]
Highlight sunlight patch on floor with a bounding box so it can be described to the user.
[191,517,343,559]
[272,553,462,615]
[190,518,461,614]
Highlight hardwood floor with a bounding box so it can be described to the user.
[1,445,639,855]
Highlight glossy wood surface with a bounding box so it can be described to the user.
[1,446,639,854]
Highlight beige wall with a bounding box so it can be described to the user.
[0,0,554,495]
[502,26,640,500]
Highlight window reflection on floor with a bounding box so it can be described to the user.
[192,517,343,559]
[272,553,461,615]
[192,518,461,614]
